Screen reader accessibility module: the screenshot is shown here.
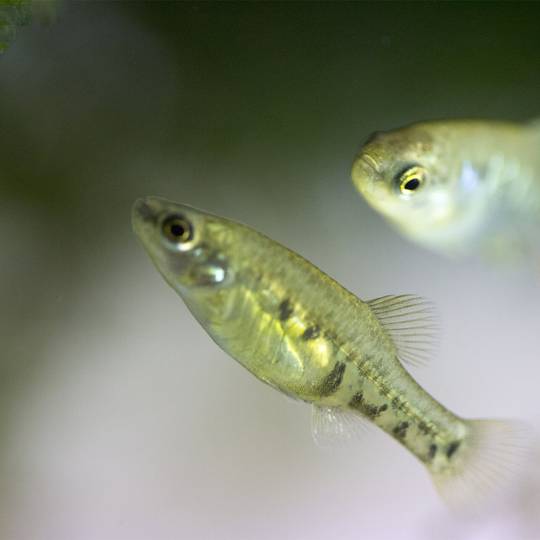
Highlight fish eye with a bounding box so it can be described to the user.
[161,215,194,244]
[398,166,426,195]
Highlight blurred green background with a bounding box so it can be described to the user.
[1,3,540,539]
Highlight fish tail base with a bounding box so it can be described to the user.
[430,419,530,511]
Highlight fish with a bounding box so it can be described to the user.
[132,196,525,507]
[351,118,540,262]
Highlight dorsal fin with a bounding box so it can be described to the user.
[367,295,439,367]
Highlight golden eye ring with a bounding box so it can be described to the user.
[398,166,426,195]
[162,215,194,244]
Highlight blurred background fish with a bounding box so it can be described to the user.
[2,3,540,540]
[351,118,540,264]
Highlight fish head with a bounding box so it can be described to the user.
[351,123,469,248]
[132,197,235,298]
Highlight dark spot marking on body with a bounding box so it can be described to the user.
[364,403,381,418]
[348,393,387,419]
[429,444,437,460]
[318,362,346,397]
[391,397,401,410]
[349,392,364,409]
[393,421,410,439]
[278,299,293,321]
[418,421,429,434]
[446,441,461,459]
[302,325,320,340]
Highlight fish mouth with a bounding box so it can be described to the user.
[132,196,176,237]
[360,153,380,173]
[133,196,201,224]
[132,197,167,246]
[132,197,162,225]
[352,154,385,200]
[131,197,167,224]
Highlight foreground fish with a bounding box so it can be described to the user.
[133,196,523,506]
[351,118,540,261]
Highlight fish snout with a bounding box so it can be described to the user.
[133,197,161,226]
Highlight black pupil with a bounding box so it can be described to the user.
[404,178,420,191]
[163,216,192,243]
[170,222,186,237]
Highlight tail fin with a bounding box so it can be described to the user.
[430,419,530,510]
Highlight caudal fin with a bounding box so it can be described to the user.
[430,419,530,510]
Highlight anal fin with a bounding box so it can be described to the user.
[311,405,369,449]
